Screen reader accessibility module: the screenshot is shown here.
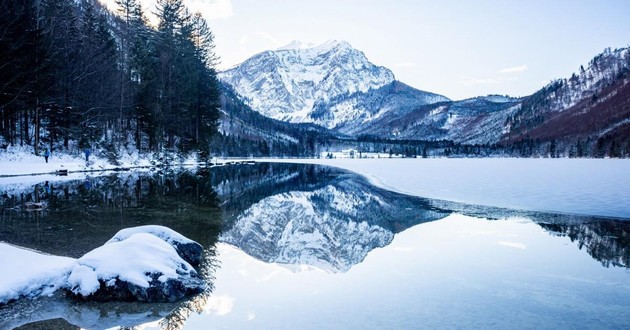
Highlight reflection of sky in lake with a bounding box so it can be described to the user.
[2,163,630,329]
[180,214,630,329]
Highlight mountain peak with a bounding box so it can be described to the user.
[277,40,353,53]
[277,40,317,51]
[218,39,398,126]
[314,39,352,51]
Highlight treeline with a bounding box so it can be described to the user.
[0,0,220,158]
[322,136,630,159]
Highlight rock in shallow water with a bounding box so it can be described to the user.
[106,225,204,266]
[65,230,206,302]
[72,272,205,303]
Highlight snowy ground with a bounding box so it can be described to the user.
[0,244,75,303]
[0,144,199,177]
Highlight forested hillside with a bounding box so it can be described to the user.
[210,84,341,157]
[0,0,220,159]
[503,47,630,157]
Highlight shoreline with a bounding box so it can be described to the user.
[2,156,630,219]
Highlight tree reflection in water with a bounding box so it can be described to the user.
[539,220,630,268]
[160,248,220,330]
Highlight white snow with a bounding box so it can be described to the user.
[106,225,197,247]
[0,144,198,178]
[0,244,75,303]
[0,226,200,304]
[277,40,317,50]
[218,39,396,127]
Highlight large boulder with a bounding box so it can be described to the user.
[106,225,204,266]
[65,233,205,302]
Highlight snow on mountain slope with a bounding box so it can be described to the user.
[546,47,630,113]
[220,41,628,147]
[219,40,448,131]
[321,81,450,135]
[354,95,522,144]
[219,40,393,122]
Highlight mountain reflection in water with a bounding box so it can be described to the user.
[1,162,629,329]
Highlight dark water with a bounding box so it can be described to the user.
[1,163,630,329]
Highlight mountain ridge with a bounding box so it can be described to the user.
[218,40,449,131]
[218,41,630,157]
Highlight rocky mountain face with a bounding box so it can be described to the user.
[219,41,630,155]
[218,40,448,132]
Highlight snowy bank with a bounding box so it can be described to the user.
[0,225,205,304]
[0,244,74,303]
[0,144,199,178]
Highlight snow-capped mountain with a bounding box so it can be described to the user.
[218,40,448,131]
[218,42,629,156]
[219,173,449,273]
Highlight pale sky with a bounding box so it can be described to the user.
[102,0,630,100]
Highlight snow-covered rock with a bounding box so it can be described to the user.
[0,226,206,304]
[66,232,205,302]
[107,225,204,267]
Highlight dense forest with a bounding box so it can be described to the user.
[0,0,220,159]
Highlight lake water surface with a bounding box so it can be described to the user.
[1,162,629,329]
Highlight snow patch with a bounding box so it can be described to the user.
[0,244,75,303]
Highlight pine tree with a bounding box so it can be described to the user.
[115,0,143,141]
[154,0,189,150]
[0,0,39,146]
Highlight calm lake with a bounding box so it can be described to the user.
[1,162,630,329]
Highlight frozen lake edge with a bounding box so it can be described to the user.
[262,158,630,219]
[1,156,629,219]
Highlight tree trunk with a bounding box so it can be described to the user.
[34,106,40,155]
